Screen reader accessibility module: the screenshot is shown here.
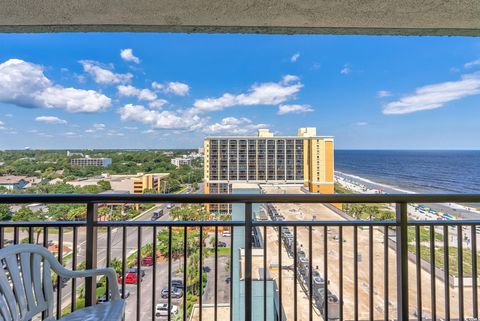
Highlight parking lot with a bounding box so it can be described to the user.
[122,233,232,320]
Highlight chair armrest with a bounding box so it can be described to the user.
[53,266,121,300]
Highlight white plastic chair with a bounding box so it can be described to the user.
[0,244,125,321]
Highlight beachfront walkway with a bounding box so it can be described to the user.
[262,185,476,320]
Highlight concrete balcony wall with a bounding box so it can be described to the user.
[0,0,479,35]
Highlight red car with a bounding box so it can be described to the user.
[125,272,142,284]
[118,272,143,284]
[141,256,154,266]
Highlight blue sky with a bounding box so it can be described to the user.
[0,33,479,150]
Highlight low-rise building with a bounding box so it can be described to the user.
[67,172,169,194]
[24,177,47,188]
[69,156,112,167]
[130,173,169,194]
[67,151,84,157]
[171,157,192,168]
[0,176,28,190]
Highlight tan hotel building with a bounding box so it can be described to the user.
[204,128,334,210]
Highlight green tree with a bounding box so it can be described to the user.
[109,258,122,275]
[156,228,200,259]
[0,204,11,221]
[97,180,111,191]
[48,204,85,221]
[366,205,380,220]
[12,206,47,243]
[141,243,154,257]
[170,205,209,221]
[67,206,86,220]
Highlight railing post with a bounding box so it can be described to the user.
[85,202,98,307]
[396,202,409,320]
[244,202,252,321]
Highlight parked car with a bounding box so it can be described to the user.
[218,241,227,247]
[171,278,184,290]
[118,271,143,284]
[222,230,231,237]
[161,287,183,299]
[203,266,211,273]
[141,256,154,266]
[166,203,174,209]
[127,268,145,278]
[155,304,178,318]
[126,272,143,284]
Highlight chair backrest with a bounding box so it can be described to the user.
[0,244,62,321]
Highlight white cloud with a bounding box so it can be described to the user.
[277,104,314,115]
[35,116,67,125]
[203,117,268,135]
[281,74,300,84]
[340,64,351,75]
[356,122,368,126]
[120,49,140,64]
[39,87,112,113]
[377,90,391,98]
[464,59,480,69]
[152,81,190,96]
[79,60,133,84]
[149,99,168,109]
[85,123,106,133]
[193,75,302,113]
[124,126,138,130]
[383,72,480,115]
[117,85,157,101]
[291,53,300,63]
[0,59,111,113]
[118,104,205,130]
[0,121,4,126]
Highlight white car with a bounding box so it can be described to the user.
[222,230,231,237]
[155,304,178,318]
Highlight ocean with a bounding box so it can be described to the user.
[334,150,480,194]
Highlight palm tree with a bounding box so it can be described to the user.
[12,206,46,243]
[141,243,154,257]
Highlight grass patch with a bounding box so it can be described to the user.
[408,243,480,277]
[205,247,231,257]
[407,226,443,243]
[334,183,353,194]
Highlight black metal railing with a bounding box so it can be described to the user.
[0,193,479,321]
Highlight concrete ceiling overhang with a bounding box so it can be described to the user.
[0,0,479,36]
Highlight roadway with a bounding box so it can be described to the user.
[5,183,233,320]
